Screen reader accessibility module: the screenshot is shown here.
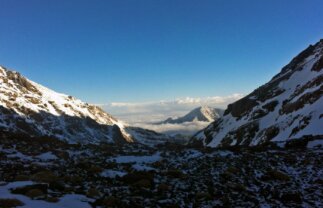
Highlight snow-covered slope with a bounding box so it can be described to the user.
[0,66,170,144]
[158,106,223,124]
[192,39,323,147]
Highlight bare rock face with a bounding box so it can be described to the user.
[192,39,323,147]
[0,66,171,144]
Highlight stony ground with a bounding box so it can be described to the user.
[0,135,322,208]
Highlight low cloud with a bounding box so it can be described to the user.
[101,93,243,125]
[134,121,211,137]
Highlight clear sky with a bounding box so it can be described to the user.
[0,0,322,104]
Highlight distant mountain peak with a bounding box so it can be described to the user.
[158,106,224,124]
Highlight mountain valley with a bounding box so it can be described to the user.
[0,40,322,207]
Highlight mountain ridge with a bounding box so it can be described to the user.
[192,39,323,148]
[0,66,171,145]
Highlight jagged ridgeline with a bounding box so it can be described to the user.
[192,39,323,148]
[0,67,172,146]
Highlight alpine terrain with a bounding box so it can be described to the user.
[193,39,323,148]
[0,66,171,146]
[0,41,322,208]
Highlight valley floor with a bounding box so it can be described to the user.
[0,135,322,208]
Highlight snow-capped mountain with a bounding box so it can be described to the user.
[158,106,224,124]
[192,39,323,147]
[0,66,170,145]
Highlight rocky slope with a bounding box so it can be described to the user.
[0,135,322,207]
[158,106,223,124]
[193,39,323,148]
[0,66,170,145]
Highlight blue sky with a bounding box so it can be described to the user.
[0,0,322,104]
